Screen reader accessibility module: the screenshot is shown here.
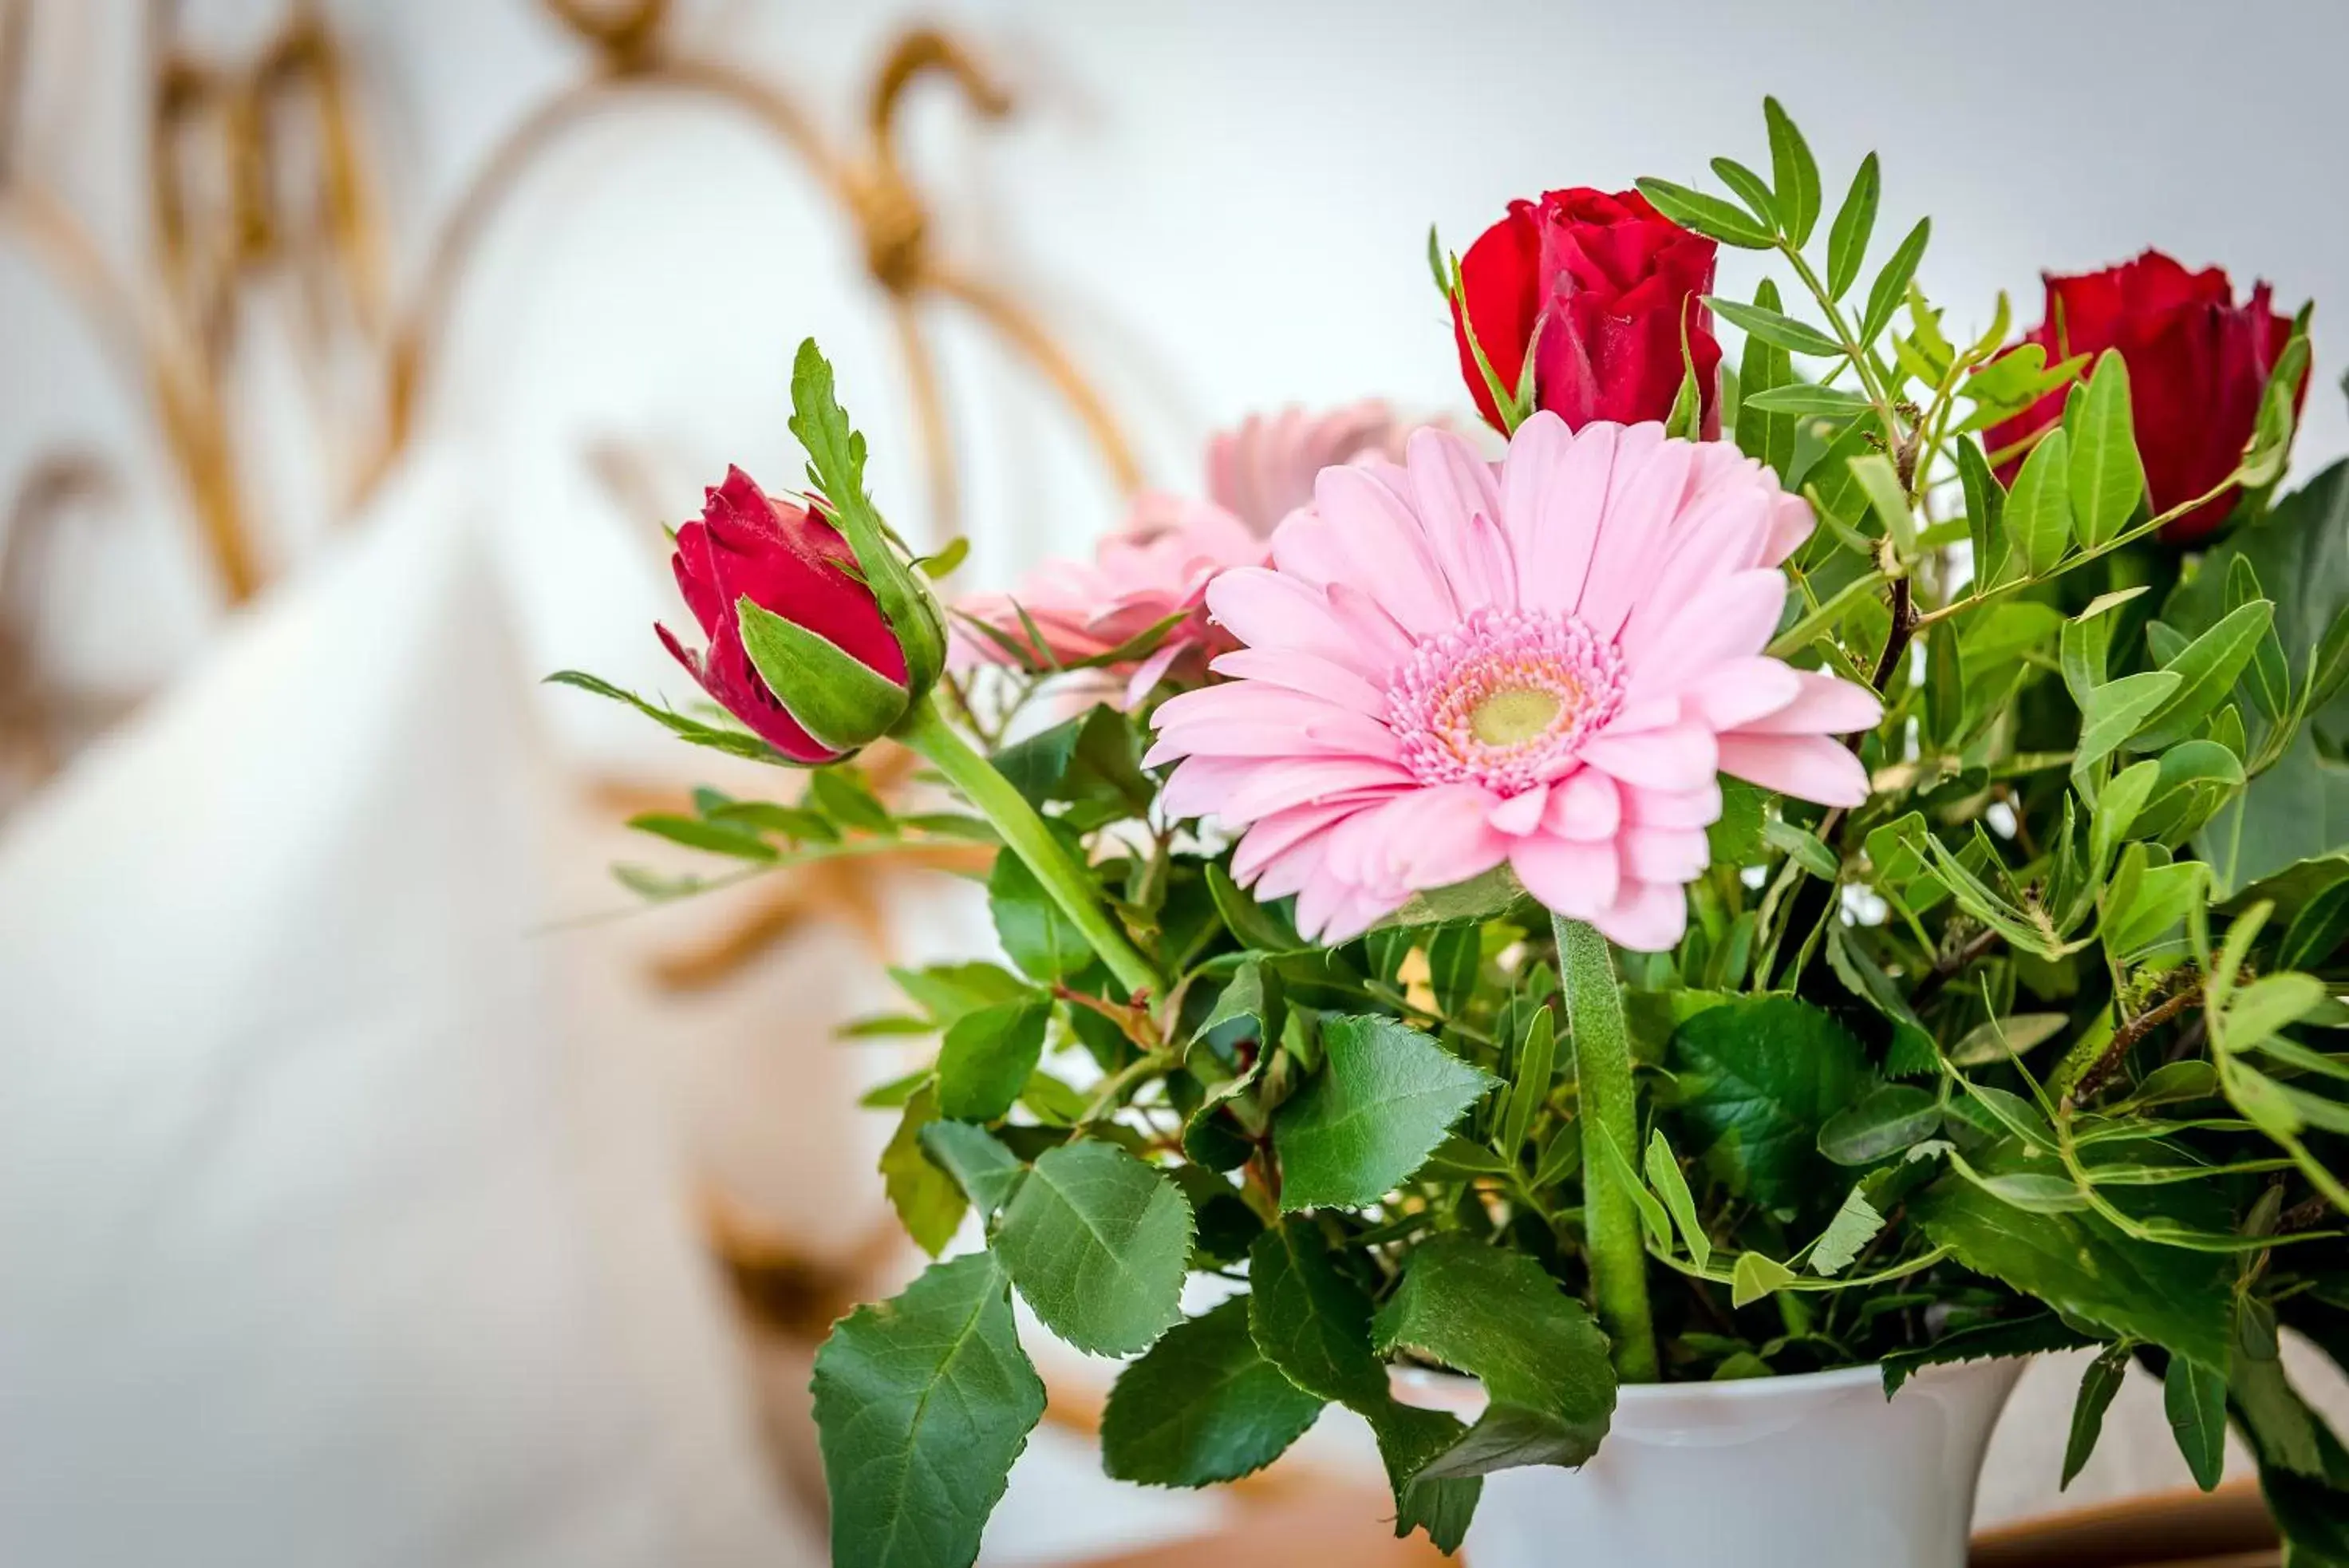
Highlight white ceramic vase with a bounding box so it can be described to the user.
[1391,1357,2024,1568]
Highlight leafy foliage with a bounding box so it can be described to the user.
[587,96,2349,1565]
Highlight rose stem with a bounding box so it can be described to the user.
[895,695,1164,1002]
[1554,910,1661,1383]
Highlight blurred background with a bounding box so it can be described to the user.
[2,2,2346,1564]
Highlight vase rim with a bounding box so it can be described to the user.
[1392,1355,2018,1408]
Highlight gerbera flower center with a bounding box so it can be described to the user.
[1388,606,1625,795]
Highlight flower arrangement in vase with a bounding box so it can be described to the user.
[561,97,2349,1567]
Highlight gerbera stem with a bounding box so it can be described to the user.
[894,695,1165,1001]
[1554,911,1660,1383]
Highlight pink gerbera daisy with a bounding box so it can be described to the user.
[955,403,1413,705]
[1146,415,1881,950]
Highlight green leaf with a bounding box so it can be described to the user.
[1824,152,1881,302]
[1273,1015,1498,1211]
[2063,1342,2133,1489]
[2198,730,2349,900]
[1499,1004,1558,1161]
[1763,97,1821,246]
[990,704,1151,827]
[1709,157,1777,229]
[625,812,779,861]
[2165,1355,2229,1492]
[1948,1013,2070,1068]
[1959,437,2010,587]
[2005,426,2075,579]
[1206,862,1306,954]
[543,669,783,764]
[1633,176,1774,249]
[1366,1402,1485,1553]
[989,847,1094,982]
[1194,958,1283,1057]
[737,602,911,752]
[1818,1084,1941,1165]
[1857,217,1930,350]
[1808,1184,1886,1277]
[2221,973,2327,1049]
[2131,741,2244,848]
[1644,1128,1711,1271]
[2280,872,2349,970]
[1708,295,1844,357]
[1733,280,1800,478]
[918,1120,1026,1217]
[1730,1250,1797,1309]
[994,1142,1194,1355]
[1668,997,1869,1208]
[1739,383,1871,417]
[890,961,1031,1027]
[811,1250,1044,1568]
[2068,351,2146,548]
[808,765,894,833]
[1912,1175,2233,1368]
[1881,1313,2095,1396]
[2104,851,2208,960]
[2131,599,2276,753]
[788,340,946,692]
[1372,1237,1617,1479]
[1825,925,1940,1076]
[1765,815,1841,879]
[936,999,1052,1123]
[1245,1220,1388,1408]
[2075,669,2183,777]
[1099,1297,1325,1487]
[881,1086,968,1255]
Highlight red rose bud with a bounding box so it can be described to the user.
[657,466,915,764]
[1451,188,1722,437]
[1985,251,2304,543]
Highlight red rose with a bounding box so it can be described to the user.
[1985,251,2302,543]
[1451,188,1722,437]
[658,466,911,763]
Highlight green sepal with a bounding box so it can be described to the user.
[736,598,909,752]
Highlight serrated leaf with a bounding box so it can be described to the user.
[936,998,1052,1123]
[1100,1296,1325,1487]
[1245,1221,1388,1406]
[918,1120,1027,1217]
[989,846,1093,982]
[2069,351,2146,548]
[890,961,1031,1026]
[811,1250,1044,1568]
[1808,1185,1886,1277]
[2063,1342,2133,1490]
[1912,1175,2233,1368]
[1881,1313,2095,1396]
[1763,97,1820,246]
[1668,996,1869,1208]
[1273,1015,1498,1210]
[994,1142,1193,1355]
[881,1086,968,1255]
[1825,152,1881,302]
[1372,1237,1616,1479]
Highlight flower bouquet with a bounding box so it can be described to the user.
[561,98,2349,1566]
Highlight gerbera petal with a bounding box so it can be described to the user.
[1222,756,1420,821]
[1624,569,1788,699]
[1622,827,1711,884]
[1505,415,1614,614]
[1305,464,1458,634]
[1691,658,1803,731]
[1487,784,1550,836]
[1621,780,1724,831]
[1591,879,1689,952]
[1209,646,1388,716]
[1580,721,1719,792]
[1734,671,1885,737]
[1715,733,1871,806]
[1405,428,1510,610]
[1206,569,1382,679]
[1577,425,1691,640]
[1541,769,1621,841]
[1510,833,1621,920]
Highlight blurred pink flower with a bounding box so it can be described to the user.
[956,402,1414,706]
[1147,416,1873,950]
